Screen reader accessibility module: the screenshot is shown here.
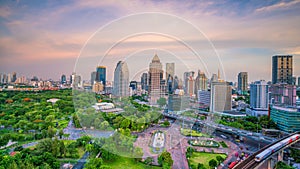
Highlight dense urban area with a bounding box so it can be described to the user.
[0,54,300,169]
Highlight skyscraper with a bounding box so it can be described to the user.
[148,54,163,104]
[250,80,269,109]
[272,55,293,84]
[270,84,296,106]
[195,70,208,96]
[113,61,129,97]
[141,73,148,91]
[96,66,106,87]
[238,72,248,95]
[61,74,66,84]
[298,77,300,86]
[12,72,17,83]
[210,81,232,112]
[91,71,96,85]
[166,63,175,80]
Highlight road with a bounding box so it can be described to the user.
[72,152,90,169]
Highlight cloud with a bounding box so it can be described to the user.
[255,0,300,12]
[0,6,11,18]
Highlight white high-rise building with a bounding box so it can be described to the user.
[210,81,232,112]
[113,61,129,97]
[250,80,269,109]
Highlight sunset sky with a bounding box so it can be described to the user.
[0,0,300,82]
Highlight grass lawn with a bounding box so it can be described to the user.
[181,128,211,137]
[188,152,227,169]
[103,156,162,169]
[219,141,228,148]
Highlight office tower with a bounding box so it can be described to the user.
[183,71,194,94]
[141,73,148,91]
[211,73,218,82]
[69,75,73,84]
[298,77,300,86]
[270,84,296,106]
[195,70,208,96]
[166,63,175,80]
[167,75,173,94]
[148,54,163,103]
[238,72,248,95]
[210,81,232,112]
[168,94,189,111]
[129,81,138,91]
[93,81,104,93]
[272,55,293,84]
[250,80,269,109]
[61,74,66,84]
[72,74,81,88]
[113,61,129,96]
[7,74,11,83]
[12,72,17,82]
[96,66,106,87]
[292,77,296,85]
[91,71,96,85]
[187,75,195,96]
[198,90,211,106]
[173,76,179,90]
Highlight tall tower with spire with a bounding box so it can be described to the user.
[149,54,163,104]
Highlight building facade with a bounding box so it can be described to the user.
[210,81,232,112]
[96,66,106,87]
[272,55,293,84]
[270,84,296,106]
[238,72,248,95]
[113,61,129,97]
[195,70,208,96]
[250,80,269,109]
[271,106,300,133]
[148,54,163,104]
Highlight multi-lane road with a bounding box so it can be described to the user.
[162,110,278,144]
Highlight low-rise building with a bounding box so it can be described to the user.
[270,105,300,133]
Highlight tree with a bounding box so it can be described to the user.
[208,159,217,169]
[84,158,103,169]
[157,97,166,107]
[198,163,206,169]
[85,144,94,153]
[59,141,66,157]
[58,129,64,139]
[144,157,154,166]
[216,156,224,164]
[158,151,173,167]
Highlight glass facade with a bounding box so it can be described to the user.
[270,106,300,133]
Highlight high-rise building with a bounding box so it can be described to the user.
[7,74,11,83]
[129,81,138,91]
[96,66,106,87]
[61,74,66,84]
[250,80,269,109]
[210,73,218,83]
[183,71,194,94]
[198,90,210,106]
[168,94,189,111]
[298,77,300,86]
[91,71,96,85]
[93,81,104,93]
[166,63,175,80]
[272,55,293,84]
[12,72,17,83]
[270,84,296,106]
[141,73,148,91]
[195,70,208,96]
[292,77,296,85]
[173,76,179,90]
[210,81,232,112]
[187,75,195,96]
[113,61,129,97]
[238,72,248,95]
[148,54,163,104]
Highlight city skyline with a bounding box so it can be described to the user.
[0,1,300,82]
